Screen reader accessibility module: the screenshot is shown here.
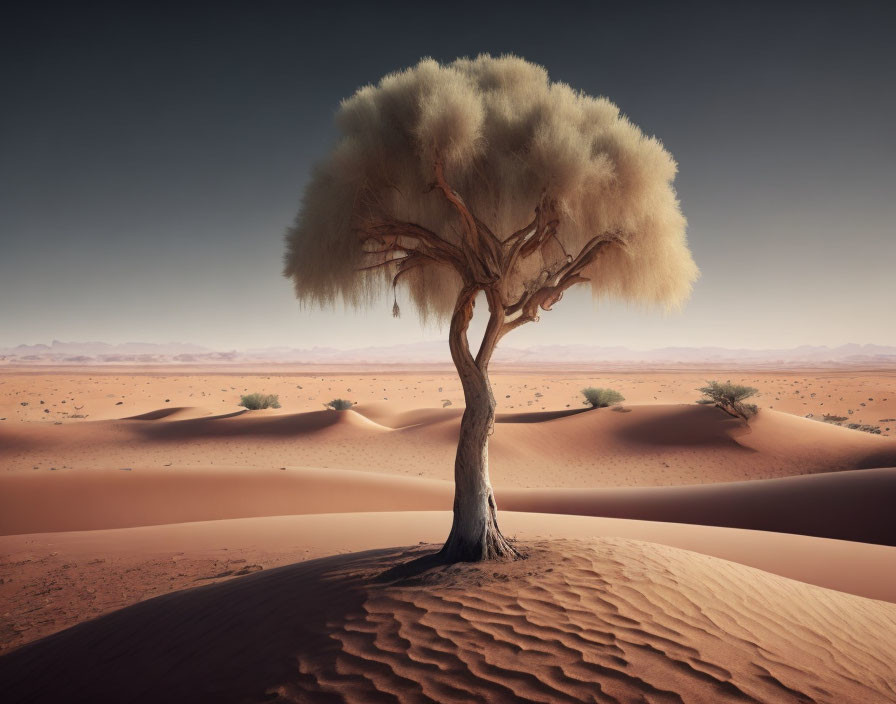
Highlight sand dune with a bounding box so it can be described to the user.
[4,511,895,654]
[4,462,894,546]
[4,370,895,700]
[354,403,465,428]
[503,466,896,545]
[4,403,894,488]
[2,538,894,703]
[357,402,590,426]
[132,407,393,438]
[123,406,221,421]
[4,369,895,436]
[0,466,450,534]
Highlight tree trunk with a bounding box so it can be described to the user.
[439,366,518,561]
[439,291,519,562]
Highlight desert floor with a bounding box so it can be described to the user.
[1,366,895,703]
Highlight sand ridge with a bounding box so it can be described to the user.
[3,464,895,547]
[3,511,896,653]
[2,538,894,703]
[3,402,894,488]
[3,369,895,435]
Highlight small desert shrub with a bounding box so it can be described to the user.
[581,387,625,408]
[822,414,848,423]
[239,393,281,410]
[697,381,758,420]
[324,398,355,410]
[847,423,882,434]
[740,403,759,417]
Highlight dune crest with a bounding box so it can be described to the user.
[4,464,894,547]
[2,538,894,703]
[123,406,220,421]
[5,403,894,487]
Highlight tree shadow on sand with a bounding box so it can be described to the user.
[0,547,421,704]
[375,540,527,584]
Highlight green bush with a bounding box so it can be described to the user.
[324,398,355,410]
[581,387,625,408]
[696,381,758,420]
[239,393,281,410]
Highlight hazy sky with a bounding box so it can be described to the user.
[2,1,894,351]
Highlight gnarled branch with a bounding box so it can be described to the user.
[501,195,560,281]
[475,286,504,370]
[502,215,538,247]
[448,284,481,373]
[499,231,623,340]
[432,157,503,283]
[518,197,559,259]
[355,217,466,273]
[356,254,414,273]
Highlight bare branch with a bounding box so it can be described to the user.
[448,284,481,372]
[475,286,504,370]
[498,231,623,340]
[501,195,560,281]
[358,218,461,253]
[432,156,503,283]
[499,313,535,339]
[548,231,570,260]
[356,255,414,273]
[503,225,536,281]
[355,217,467,274]
[502,189,549,247]
[390,253,426,288]
[550,231,623,283]
[432,158,480,246]
[362,242,407,256]
[502,215,538,247]
[473,215,500,246]
[517,197,559,259]
[498,274,587,341]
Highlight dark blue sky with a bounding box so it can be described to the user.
[2,0,894,349]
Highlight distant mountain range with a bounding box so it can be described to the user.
[2,340,896,367]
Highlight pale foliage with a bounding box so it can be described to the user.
[239,393,281,410]
[284,54,698,324]
[581,387,625,408]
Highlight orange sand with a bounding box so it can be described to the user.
[2,368,895,701]
[2,537,894,703]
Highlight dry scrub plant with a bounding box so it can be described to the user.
[324,399,356,410]
[697,381,758,420]
[581,387,625,408]
[239,393,281,410]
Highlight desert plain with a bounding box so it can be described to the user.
[1,365,896,703]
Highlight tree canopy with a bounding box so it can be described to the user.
[284,53,698,329]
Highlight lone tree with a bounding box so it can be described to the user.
[284,55,698,562]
